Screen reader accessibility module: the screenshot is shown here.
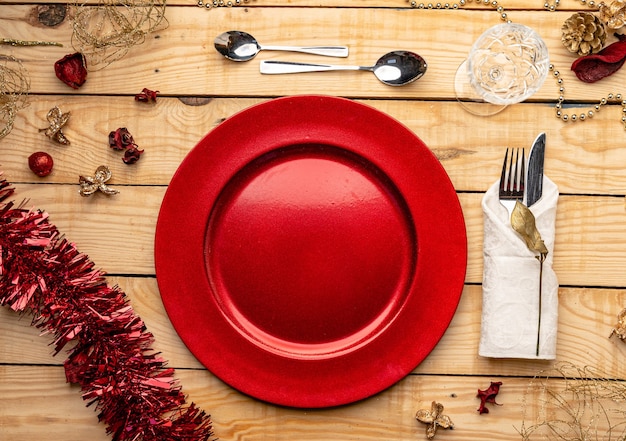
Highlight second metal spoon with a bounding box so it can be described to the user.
[214,30,349,62]
[259,51,427,86]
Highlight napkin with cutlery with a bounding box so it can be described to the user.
[479,176,559,359]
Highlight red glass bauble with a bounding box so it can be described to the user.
[28,151,54,177]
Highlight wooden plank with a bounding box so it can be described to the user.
[2,1,625,440]
[2,96,626,195]
[2,365,625,440]
[3,0,601,9]
[0,6,624,99]
[3,280,625,378]
[0,366,111,441]
[3,184,626,286]
[8,184,163,275]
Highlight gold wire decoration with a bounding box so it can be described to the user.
[70,0,168,70]
[0,55,30,140]
[519,363,626,441]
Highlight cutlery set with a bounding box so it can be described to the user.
[214,30,427,86]
[499,132,546,213]
[498,133,548,357]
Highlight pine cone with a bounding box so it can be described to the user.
[561,12,607,56]
[599,0,626,32]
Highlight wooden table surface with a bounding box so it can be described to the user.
[2,1,626,440]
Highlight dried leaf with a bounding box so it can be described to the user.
[477,381,503,414]
[511,201,548,256]
[571,34,626,83]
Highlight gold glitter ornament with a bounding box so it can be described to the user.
[609,307,626,341]
[0,55,30,140]
[561,12,607,55]
[39,106,71,145]
[599,0,626,32]
[79,165,119,196]
[415,401,454,439]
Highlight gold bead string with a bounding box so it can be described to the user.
[549,65,626,129]
[408,0,512,22]
[542,0,603,12]
[408,0,626,129]
[197,0,251,9]
[545,0,626,129]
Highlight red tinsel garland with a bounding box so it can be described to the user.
[0,172,214,441]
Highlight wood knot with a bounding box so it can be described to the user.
[178,97,212,106]
[32,4,67,27]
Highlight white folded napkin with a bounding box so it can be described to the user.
[479,176,559,359]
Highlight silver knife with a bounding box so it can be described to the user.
[526,132,546,207]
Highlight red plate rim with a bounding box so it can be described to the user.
[155,95,467,408]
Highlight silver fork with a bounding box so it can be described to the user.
[499,147,525,218]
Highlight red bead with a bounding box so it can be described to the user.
[28,151,54,177]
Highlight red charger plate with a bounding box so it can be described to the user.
[155,95,467,408]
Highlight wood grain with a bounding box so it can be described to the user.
[2,96,626,196]
[3,184,626,287]
[2,364,624,441]
[1,6,625,98]
[6,0,609,8]
[2,2,626,440]
[2,281,625,377]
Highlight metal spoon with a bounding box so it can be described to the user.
[214,30,349,62]
[259,51,427,86]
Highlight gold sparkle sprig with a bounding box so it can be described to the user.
[1,38,63,47]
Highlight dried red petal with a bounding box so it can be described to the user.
[135,88,159,102]
[571,34,626,83]
[28,151,54,177]
[54,52,87,89]
[477,381,503,414]
[123,145,144,164]
[108,127,135,150]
